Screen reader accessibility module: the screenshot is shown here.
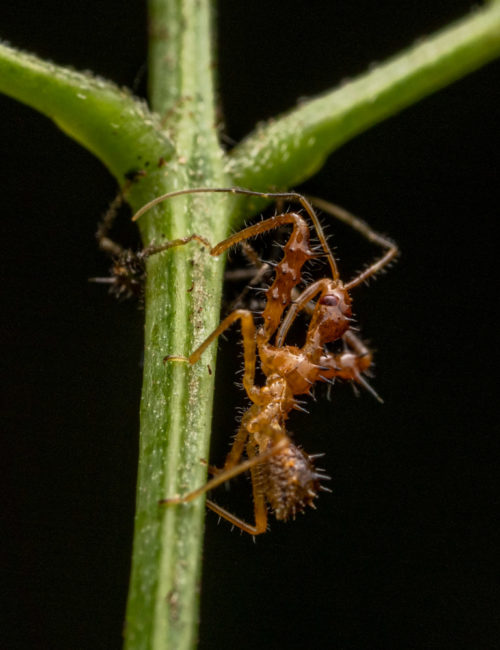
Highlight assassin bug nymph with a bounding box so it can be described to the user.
[132,187,398,534]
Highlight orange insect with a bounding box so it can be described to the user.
[132,187,398,534]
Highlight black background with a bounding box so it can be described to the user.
[2,2,499,649]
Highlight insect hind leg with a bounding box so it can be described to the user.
[206,497,268,536]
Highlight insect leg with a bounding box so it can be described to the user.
[210,420,251,476]
[165,309,260,402]
[306,195,398,289]
[205,457,269,535]
[139,233,212,259]
[159,438,287,507]
[96,181,134,257]
[131,185,338,276]
[342,329,371,358]
[321,330,382,402]
[224,241,273,312]
[205,498,268,536]
[275,278,331,346]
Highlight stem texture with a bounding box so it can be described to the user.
[124,2,228,649]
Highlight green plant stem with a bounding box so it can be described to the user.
[148,0,184,115]
[227,0,500,219]
[0,42,173,180]
[124,2,229,650]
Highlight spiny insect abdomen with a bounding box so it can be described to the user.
[262,442,326,520]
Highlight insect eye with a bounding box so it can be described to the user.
[319,294,339,307]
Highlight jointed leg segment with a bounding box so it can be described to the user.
[205,498,268,536]
[165,309,259,402]
[160,437,287,535]
[307,195,399,289]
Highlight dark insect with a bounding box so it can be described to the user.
[91,182,173,299]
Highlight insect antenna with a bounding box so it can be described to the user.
[131,186,341,281]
